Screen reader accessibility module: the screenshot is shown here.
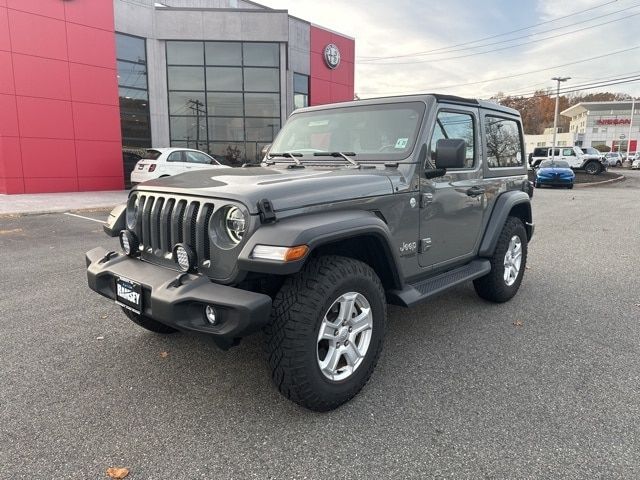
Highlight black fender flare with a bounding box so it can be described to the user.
[103,203,126,237]
[237,210,403,288]
[478,191,533,257]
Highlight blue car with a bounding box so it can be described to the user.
[534,159,575,189]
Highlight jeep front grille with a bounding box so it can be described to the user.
[132,194,214,264]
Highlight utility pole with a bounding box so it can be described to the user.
[551,76,570,160]
[627,97,635,161]
[187,99,206,149]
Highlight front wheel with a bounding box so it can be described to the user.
[265,256,386,411]
[474,217,528,303]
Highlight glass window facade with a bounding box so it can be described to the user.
[167,41,281,165]
[116,33,151,149]
[293,73,309,110]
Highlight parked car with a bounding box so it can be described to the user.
[603,152,624,167]
[130,148,226,185]
[534,159,575,189]
[529,146,604,174]
[632,158,640,169]
[627,152,637,162]
[122,151,143,189]
[87,94,534,411]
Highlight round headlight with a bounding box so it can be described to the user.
[225,206,246,244]
[126,195,140,230]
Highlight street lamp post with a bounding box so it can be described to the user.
[551,76,570,160]
[627,97,635,162]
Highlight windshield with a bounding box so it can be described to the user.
[540,160,570,168]
[581,147,599,154]
[269,102,426,161]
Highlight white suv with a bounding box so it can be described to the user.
[603,152,624,167]
[131,148,226,185]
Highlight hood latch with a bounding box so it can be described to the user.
[257,198,277,224]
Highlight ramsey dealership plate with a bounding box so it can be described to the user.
[115,276,142,314]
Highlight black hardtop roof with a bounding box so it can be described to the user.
[294,93,520,117]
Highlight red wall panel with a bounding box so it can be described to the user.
[6,0,65,19]
[0,135,22,177]
[309,25,355,106]
[1,1,122,194]
[0,93,19,136]
[8,10,68,61]
[64,0,115,31]
[69,63,119,105]
[12,54,71,100]
[0,51,15,94]
[20,138,77,178]
[16,96,74,139]
[0,7,10,52]
[73,103,121,141]
[75,140,123,177]
[66,23,117,69]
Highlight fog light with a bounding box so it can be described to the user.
[205,305,217,325]
[119,230,139,256]
[173,244,195,272]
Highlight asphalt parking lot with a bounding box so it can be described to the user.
[1,171,639,479]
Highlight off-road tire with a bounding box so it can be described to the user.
[474,216,528,303]
[568,184,574,189]
[265,255,386,411]
[121,307,179,334]
[584,161,600,175]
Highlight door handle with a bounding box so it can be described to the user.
[466,186,485,197]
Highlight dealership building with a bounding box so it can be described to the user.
[0,0,355,194]
[524,101,639,154]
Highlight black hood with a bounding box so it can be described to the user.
[135,166,399,214]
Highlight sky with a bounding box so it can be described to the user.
[257,0,640,100]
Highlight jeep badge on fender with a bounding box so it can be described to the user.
[87,94,534,411]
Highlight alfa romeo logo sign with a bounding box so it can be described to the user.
[323,44,341,69]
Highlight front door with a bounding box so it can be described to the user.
[418,106,486,269]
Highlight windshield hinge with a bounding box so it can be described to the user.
[257,198,277,224]
[420,193,433,209]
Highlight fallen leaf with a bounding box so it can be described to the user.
[106,467,129,479]
[96,336,105,340]
[635,304,640,308]
[159,351,169,358]
[513,320,523,327]
[100,315,108,319]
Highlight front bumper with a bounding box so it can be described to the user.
[86,247,272,348]
[537,176,574,185]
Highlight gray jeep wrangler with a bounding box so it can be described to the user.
[87,94,534,411]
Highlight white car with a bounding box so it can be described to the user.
[632,158,640,169]
[603,152,624,167]
[131,148,226,185]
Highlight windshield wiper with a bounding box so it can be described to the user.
[267,152,303,166]
[312,151,359,167]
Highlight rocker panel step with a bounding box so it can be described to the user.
[387,259,491,307]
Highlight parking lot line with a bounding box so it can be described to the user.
[63,212,106,224]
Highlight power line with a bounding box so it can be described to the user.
[504,70,640,96]
[357,45,640,96]
[360,9,640,65]
[357,0,619,60]
[511,76,640,99]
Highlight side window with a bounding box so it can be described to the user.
[563,148,574,156]
[167,151,184,162]
[185,151,214,164]
[485,117,523,168]
[429,111,475,169]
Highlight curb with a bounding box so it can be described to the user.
[574,174,625,188]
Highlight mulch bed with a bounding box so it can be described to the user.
[527,170,622,184]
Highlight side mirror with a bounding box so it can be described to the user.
[435,139,466,169]
[260,144,272,160]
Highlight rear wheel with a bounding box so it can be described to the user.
[568,184,574,189]
[584,161,600,175]
[121,307,179,334]
[474,217,528,303]
[265,255,386,411]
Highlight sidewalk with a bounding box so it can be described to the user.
[0,190,129,216]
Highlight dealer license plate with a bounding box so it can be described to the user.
[115,276,142,314]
